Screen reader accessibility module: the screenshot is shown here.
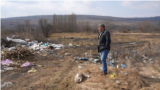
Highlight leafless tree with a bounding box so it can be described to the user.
[52,13,77,33]
[138,21,154,33]
[85,21,91,32]
[38,18,52,37]
[120,25,130,33]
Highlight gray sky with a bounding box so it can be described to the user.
[1,0,160,18]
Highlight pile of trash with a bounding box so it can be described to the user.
[1,48,34,60]
[1,37,65,59]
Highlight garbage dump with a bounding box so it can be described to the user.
[1,37,65,59]
[1,37,66,73]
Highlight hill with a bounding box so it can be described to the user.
[1,15,160,30]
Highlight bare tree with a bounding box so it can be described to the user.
[120,25,130,33]
[38,18,52,37]
[138,21,154,33]
[24,20,31,32]
[16,23,25,34]
[85,21,91,32]
[52,13,77,33]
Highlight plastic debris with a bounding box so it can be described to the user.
[80,57,88,61]
[99,66,102,69]
[4,67,13,70]
[151,76,156,78]
[21,62,32,67]
[117,65,119,68]
[1,59,13,66]
[110,61,114,67]
[78,66,85,68]
[7,37,27,45]
[7,47,16,51]
[74,57,88,61]
[65,53,71,56]
[68,43,73,47]
[28,68,37,73]
[109,73,117,78]
[116,80,120,84]
[0,70,5,72]
[121,64,126,68]
[37,65,46,67]
[1,82,14,88]
[74,72,90,83]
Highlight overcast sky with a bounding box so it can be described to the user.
[1,0,160,18]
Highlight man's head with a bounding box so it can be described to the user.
[98,24,105,32]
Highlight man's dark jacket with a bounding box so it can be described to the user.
[98,30,111,52]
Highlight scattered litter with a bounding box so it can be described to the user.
[4,67,13,70]
[1,82,14,88]
[74,57,88,61]
[0,70,5,72]
[78,66,85,68]
[68,43,73,47]
[74,72,90,83]
[121,64,126,68]
[7,37,27,45]
[99,66,102,69]
[65,53,71,56]
[116,80,120,84]
[110,61,114,67]
[37,65,46,67]
[1,59,14,66]
[151,76,156,78]
[21,62,32,67]
[117,65,119,68]
[60,60,65,62]
[7,47,16,51]
[80,57,88,61]
[109,73,117,78]
[28,68,37,73]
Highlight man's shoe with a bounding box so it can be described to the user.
[101,72,107,76]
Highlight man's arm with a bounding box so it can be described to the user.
[105,31,110,49]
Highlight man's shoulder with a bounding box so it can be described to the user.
[104,30,110,34]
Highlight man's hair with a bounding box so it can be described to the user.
[98,24,105,29]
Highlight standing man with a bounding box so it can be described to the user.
[98,24,111,75]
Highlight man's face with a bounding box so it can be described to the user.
[98,26,104,32]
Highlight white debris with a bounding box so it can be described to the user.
[7,37,27,45]
[1,82,14,88]
[74,72,90,83]
[116,80,120,84]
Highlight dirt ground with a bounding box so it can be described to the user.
[1,33,160,90]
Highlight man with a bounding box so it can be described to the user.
[98,24,111,75]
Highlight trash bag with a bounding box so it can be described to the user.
[1,59,14,66]
[7,47,16,51]
[28,68,37,73]
[21,62,32,67]
[6,37,27,45]
[74,72,90,83]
